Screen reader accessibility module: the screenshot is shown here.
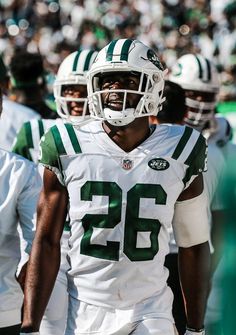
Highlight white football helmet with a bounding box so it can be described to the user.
[169,54,220,130]
[87,39,166,126]
[54,49,98,124]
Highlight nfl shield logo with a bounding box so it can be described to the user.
[122,159,133,170]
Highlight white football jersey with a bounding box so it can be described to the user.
[39,121,207,309]
[0,95,40,151]
[0,149,41,327]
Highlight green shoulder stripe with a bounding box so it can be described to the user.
[183,134,207,186]
[64,123,82,153]
[184,133,206,167]
[51,125,67,155]
[39,126,63,168]
[38,119,45,138]
[12,122,33,161]
[171,126,193,160]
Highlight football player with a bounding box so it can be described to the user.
[20,39,210,335]
[12,49,97,335]
[169,53,234,335]
[0,87,42,335]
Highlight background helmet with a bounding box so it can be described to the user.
[54,49,98,124]
[87,39,166,126]
[169,54,220,130]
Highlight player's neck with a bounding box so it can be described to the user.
[102,117,151,152]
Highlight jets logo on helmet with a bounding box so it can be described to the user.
[87,39,167,126]
[54,49,98,125]
[146,49,164,70]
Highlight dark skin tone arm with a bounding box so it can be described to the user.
[177,174,210,331]
[210,209,225,276]
[21,168,68,332]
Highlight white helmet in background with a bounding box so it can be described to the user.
[169,53,220,130]
[54,49,98,124]
[87,39,166,126]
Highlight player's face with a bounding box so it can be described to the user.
[184,89,216,126]
[61,84,88,116]
[99,72,141,111]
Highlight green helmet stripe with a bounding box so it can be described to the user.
[64,123,82,153]
[171,126,193,160]
[25,121,34,148]
[38,119,45,139]
[83,50,95,71]
[72,50,82,72]
[106,40,118,61]
[51,126,67,155]
[120,39,133,61]
[195,55,203,79]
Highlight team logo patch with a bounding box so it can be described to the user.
[122,159,133,170]
[147,49,164,70]
[148,158,169,171]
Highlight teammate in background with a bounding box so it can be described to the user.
[219,157,236,335]
[8,51,56,119]
[150,79,225,335]
[21,39,210,335]
[0,55,39,150]
[12,49,98,335]
[169,53,229,335]
[0,86,42,335]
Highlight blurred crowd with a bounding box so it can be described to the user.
[0,0,236,103]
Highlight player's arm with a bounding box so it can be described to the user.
[173,174,210,333]
[16,162,42,290]
[21,167,68,332]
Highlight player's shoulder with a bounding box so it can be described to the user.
[3,96,39,120]
[154,124,206,165]
[0,148,35,171]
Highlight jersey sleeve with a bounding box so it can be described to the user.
[39,125,65,185]
[12,122,33,161]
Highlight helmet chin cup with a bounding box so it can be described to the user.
[103,108,135,126]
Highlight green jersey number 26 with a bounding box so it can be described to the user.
[80,181,167,262]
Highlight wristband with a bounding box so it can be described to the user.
[185,328,205,335]
[20,332,40,335]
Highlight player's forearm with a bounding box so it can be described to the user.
[21,237,61,331]
[179,242,210,330]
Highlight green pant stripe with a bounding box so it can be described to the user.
[25,122,34,148]
[72,50,82,72]
[51,126,67,155]
[65,123,82,153]
[83,50,94,71]
[171,127,193,160]
[106,40,118,61]
[120,39,133,61]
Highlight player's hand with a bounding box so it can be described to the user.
[185,328,205,335]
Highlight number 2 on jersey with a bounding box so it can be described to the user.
[80,181,167,262]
